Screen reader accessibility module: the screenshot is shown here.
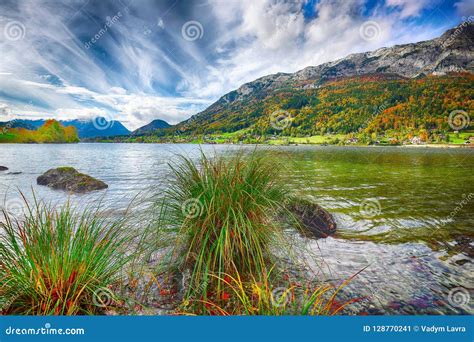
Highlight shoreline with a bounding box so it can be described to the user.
[1,141,471,149]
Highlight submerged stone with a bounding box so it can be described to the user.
[286,198,337,239]
[0,166,8,171]
[37,167,108,193]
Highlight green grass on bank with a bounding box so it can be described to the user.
[447,131,473,144]
[0,198,132,315]
[267,134,346,145]
[92,129,473,146]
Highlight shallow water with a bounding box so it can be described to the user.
[0,143,472,314]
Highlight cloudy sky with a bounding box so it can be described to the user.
[0,0,471,130]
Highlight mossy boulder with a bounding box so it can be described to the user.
[37,167,108,193]
[286,198,336,239]
[0,166,8,171]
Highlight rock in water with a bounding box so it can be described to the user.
[287,198,336,238]
[0,166,8,171]
[37,167,108,193]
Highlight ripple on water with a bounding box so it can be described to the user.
[0,144,472,314]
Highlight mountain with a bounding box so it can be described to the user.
[175,24,473,137]
[0,117,130,138]
[0,119,38,130]
[61,118,130,138]
[132,119,171,135]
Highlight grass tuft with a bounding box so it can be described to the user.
[0,195,131,315]
[164,150,289,304]
[178,269,356,315]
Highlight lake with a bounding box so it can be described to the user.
[0,143,472,314]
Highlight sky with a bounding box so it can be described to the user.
[0,0,472,130]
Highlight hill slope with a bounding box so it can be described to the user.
[132,119,171,135]
[174,24,473,138]
[0,119,79,143]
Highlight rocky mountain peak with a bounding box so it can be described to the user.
[213,23,473,108]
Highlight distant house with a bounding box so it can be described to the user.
[410,136,422,145]
[347,137,358,144]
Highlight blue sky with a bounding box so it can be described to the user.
[0,0,471,130]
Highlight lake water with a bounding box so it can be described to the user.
[0,143,472,314]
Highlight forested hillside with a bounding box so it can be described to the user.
[171,73,472,143]
[0,119,79,143]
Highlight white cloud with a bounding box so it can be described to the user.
[0,103,12,120]
[182,0,438,102]
[454,0,474,16]
[385,0,439,18]
[0,0,457,130]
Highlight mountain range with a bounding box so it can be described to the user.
[0,117,175,139]
[172,24,473,137]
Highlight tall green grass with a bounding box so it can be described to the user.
[155,150,355,315]
[0,197,131,315]
[161,151,292,307]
